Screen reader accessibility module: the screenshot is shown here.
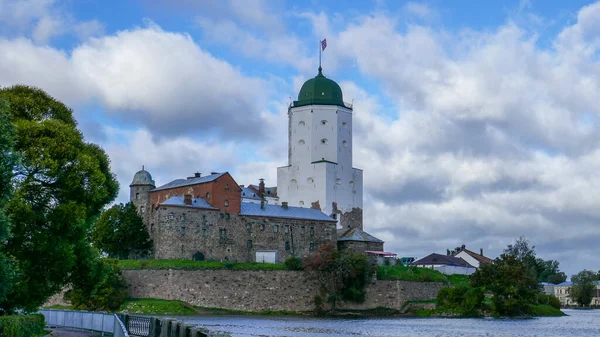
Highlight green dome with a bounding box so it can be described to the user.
[130,167,155,187]
[295,67,345,108]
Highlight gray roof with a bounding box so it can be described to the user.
[152,172,226,191]
[556,281,600,287]
[249,184,278,197]
[240,202,336,222]
[130,169,155,187]
[412,253,474,268]
[241,186,262,200]
[337,227,384,243]
[160,196,216,209]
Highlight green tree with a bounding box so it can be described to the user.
[302,244,375,313]
[0,99,19,305]
[65,259,128,311]
[0,85,119,312]
[92,202,152,259]
[472,237,540,317]
[571,270,596,307]
[536,259,567,284]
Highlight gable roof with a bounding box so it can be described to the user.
[160,195,217,210]
[240,202,336,222]
[337,227,384,243]
[458,249,494,264]
[412,253,474,268]
[241,186,262,200]
[152,172,226,191]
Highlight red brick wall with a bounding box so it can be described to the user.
[150,173,242,213]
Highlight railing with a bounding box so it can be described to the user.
[40,309,208,337]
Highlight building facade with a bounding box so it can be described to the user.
[277,67,364,230]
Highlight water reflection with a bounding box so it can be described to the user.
[180,309,599,337]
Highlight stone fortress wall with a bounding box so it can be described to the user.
[123,269,444,312]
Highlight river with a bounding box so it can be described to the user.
[180,309,599,337]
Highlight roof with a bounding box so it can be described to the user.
[337,227,384,243]
[248,184,278,198]
[457,249,494,264]
[412,253,474,268]
[130,168,155,187]
[365,251,397,256]
[240,202,336,222]
[241,186,262,200]
[293,67,348,109]
[556,281,600,287]
[160,195,216,209]
[152,172,226,191]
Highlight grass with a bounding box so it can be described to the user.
[377,265,447,282]
[447,274,471,287]
[531,304,566,317]
[118,259,288,271]
[119,298,198,315]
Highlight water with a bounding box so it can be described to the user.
[180,309,600,337]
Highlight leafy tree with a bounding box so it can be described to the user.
[0,86,119,313]
[437,286,485,317]
[472,237,540,317]
[571,270,597,307]
[65,259,128,311]
[302,244,375,313]
[0,99,19,305]
[92,202,152,259]
[536,259,567,284]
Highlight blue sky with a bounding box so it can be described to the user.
[2,0,600,276]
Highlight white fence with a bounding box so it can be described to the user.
[433,265,476,275]
[39,309,129,336]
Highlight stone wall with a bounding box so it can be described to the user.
[151,206,336,262]
[337,240,384,254]
[123,269,444,312]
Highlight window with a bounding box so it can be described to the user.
[342,140,348,148]
[260,223,265,231]
[168,213,174,220]
[290,179,297,185]
[310,227,315,236]
[219,228,227,239]
[135,193,139,200]
[140,206,145,213]
[299,201,304,206]
[336,178,341,185]
[310,242,316,252]
[246,223,252,232]
[285,241,290,251]
[307,177,314,183]
[247,240,253,248]
[179,224,185,235]
[224,200,229,207]
[284,225,289,233]
[219,213,225,219]
[206,192,211,200]
[298,139,305,145]
[298,121,305,126]
[342,122,348,128]
[225,183,230,191]
[301,226,305,234]
[273,224,279,233]
[321,120,328,125]
[202,228,207,237]
[150,223,154,232]
[321,138,328,144]
[181,213,185,221]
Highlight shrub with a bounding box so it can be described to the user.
[537,293,561,309]
[0,314,45,337]
[284,257,303,271]
[223,261,235,270]
[436,286,484,317]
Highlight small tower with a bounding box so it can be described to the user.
[130,166,155,227]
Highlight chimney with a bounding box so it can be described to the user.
[260,200,265,210]
[184,194,192,205]
[446,249,450,256]
[480,248,483,256]
[195,172,201,178]
[282,202,288,209]
[259,178,265,195]
[461,244,465,251]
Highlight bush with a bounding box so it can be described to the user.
[0,314,45,337]
[537,293,561,309]
[436,286,484,317]
[284,257,303,271]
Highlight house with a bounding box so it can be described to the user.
[412,253,476,275]
[554,281,600,307]
[365,251,397,266]
[449,245,494,269]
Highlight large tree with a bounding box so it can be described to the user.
[571,270,597,307]
[0,99,18,304]
[0,86,119,312]
[92,202,152,259]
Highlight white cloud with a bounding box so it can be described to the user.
[73,19,105,40]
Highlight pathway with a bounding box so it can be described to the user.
[44,327,102,337]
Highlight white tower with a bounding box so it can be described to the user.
[277,67,363,229]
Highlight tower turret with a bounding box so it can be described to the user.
[130,166,155,227]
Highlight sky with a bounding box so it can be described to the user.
[1,0,600,277]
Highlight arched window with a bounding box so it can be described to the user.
[342,140,348,148]
[307,177,314,183]
[298,139,305,145]
[321,120,328,125]
[298,121,305,126]
[321,138,328,144]
[206,192,211,200]
[140,206,145,213]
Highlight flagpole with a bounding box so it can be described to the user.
[319,40,322,69]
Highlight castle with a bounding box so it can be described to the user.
[130,66,385,263]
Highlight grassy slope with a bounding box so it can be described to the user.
[119,259,287,271]
[377,265,447,282]
[119,298,198,315]
[531,304,566,317]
